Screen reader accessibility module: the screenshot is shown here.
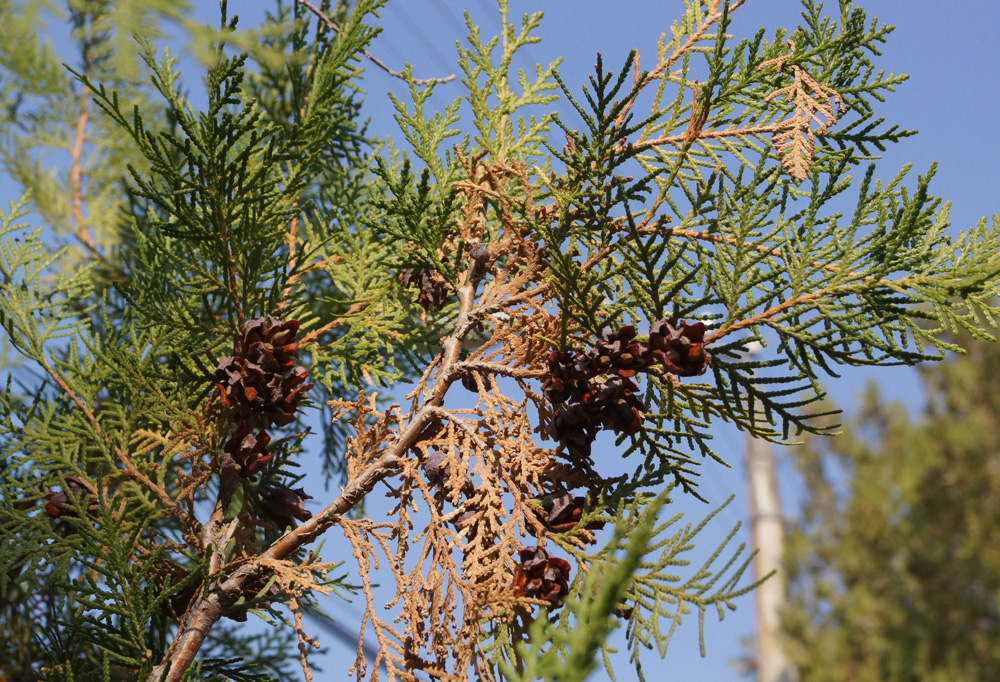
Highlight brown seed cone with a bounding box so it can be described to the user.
[588,325,653,377]
[548,402,599,459]
[43,476,97,518]
[511,546,572,607]
[400,268,449,311]
[261,486,313,530]
[542,350,597,404]
[584,374,644,436]
[223,420,272,478]
[216,316,313,426]
[532,493,607,535]
[215,316,313,478]
[649,319,712,377]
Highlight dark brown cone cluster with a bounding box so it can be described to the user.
[543,319,712,459]
[43,475,97,518]
[400,268,449,311]
[511,546,572,607]
[215,316,313,478]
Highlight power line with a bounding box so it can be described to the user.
[429,0,473,37]
[384,2,456,75]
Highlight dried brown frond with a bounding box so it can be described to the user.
[310,153,604,682]
[760,41,845,181]
[252,555,336,681]
[334,390,405,481]
[289,595,319,682]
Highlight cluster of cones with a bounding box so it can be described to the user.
[513,319,711,611]
[421,450,590,609]
[215,316,313,479]
[510,492,609,609]
[544,319,712,459]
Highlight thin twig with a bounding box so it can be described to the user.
[617,0,744,125]
[201,497,231,576]
[297,0,456,85]
[287,254,343,285]
[219,217,245,330]
[70,20,102,260]
[669,226,888,345]
[426,406,489,450]
[288,209,299,262]
[300,300,371,345]
[669,227,878,281]
[280,200,301,312]
[635,121,792,149]
[704,273,903,345]
[705,288,827,344]
[147,418,418,682]
[39,354,99,433]
[450,361,546,380]
[70,86,100,256]
[116,446,201,536]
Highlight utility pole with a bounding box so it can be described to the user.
[746,419,798,682]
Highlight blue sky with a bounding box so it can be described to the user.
[6,1,1000,680]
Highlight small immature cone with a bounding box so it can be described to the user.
[421,448,450,490]
[400,268,449,311]
[533,493,606,535]
[43,475,97,518]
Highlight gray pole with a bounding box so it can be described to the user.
[745,416,798,682]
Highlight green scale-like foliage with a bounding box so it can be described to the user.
[530,0,1000,497]
[0,0,998,681]
[0,1,397,677]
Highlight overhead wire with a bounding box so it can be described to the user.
[383,1,457,76]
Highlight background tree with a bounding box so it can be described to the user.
[782,336,1000,682]
[1,1,999,681]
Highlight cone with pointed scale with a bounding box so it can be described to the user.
[214,316,314,478]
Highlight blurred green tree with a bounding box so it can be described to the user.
[784,340,1000,681]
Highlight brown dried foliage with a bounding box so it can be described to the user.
[141,5,858,681]
[759,41,845,182]
[326,156,573,681]
[324,150,720,678]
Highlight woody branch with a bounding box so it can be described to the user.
[148,186,508,682]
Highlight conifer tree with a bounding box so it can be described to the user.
[1,0,998,680]
[782,337,1000,682]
